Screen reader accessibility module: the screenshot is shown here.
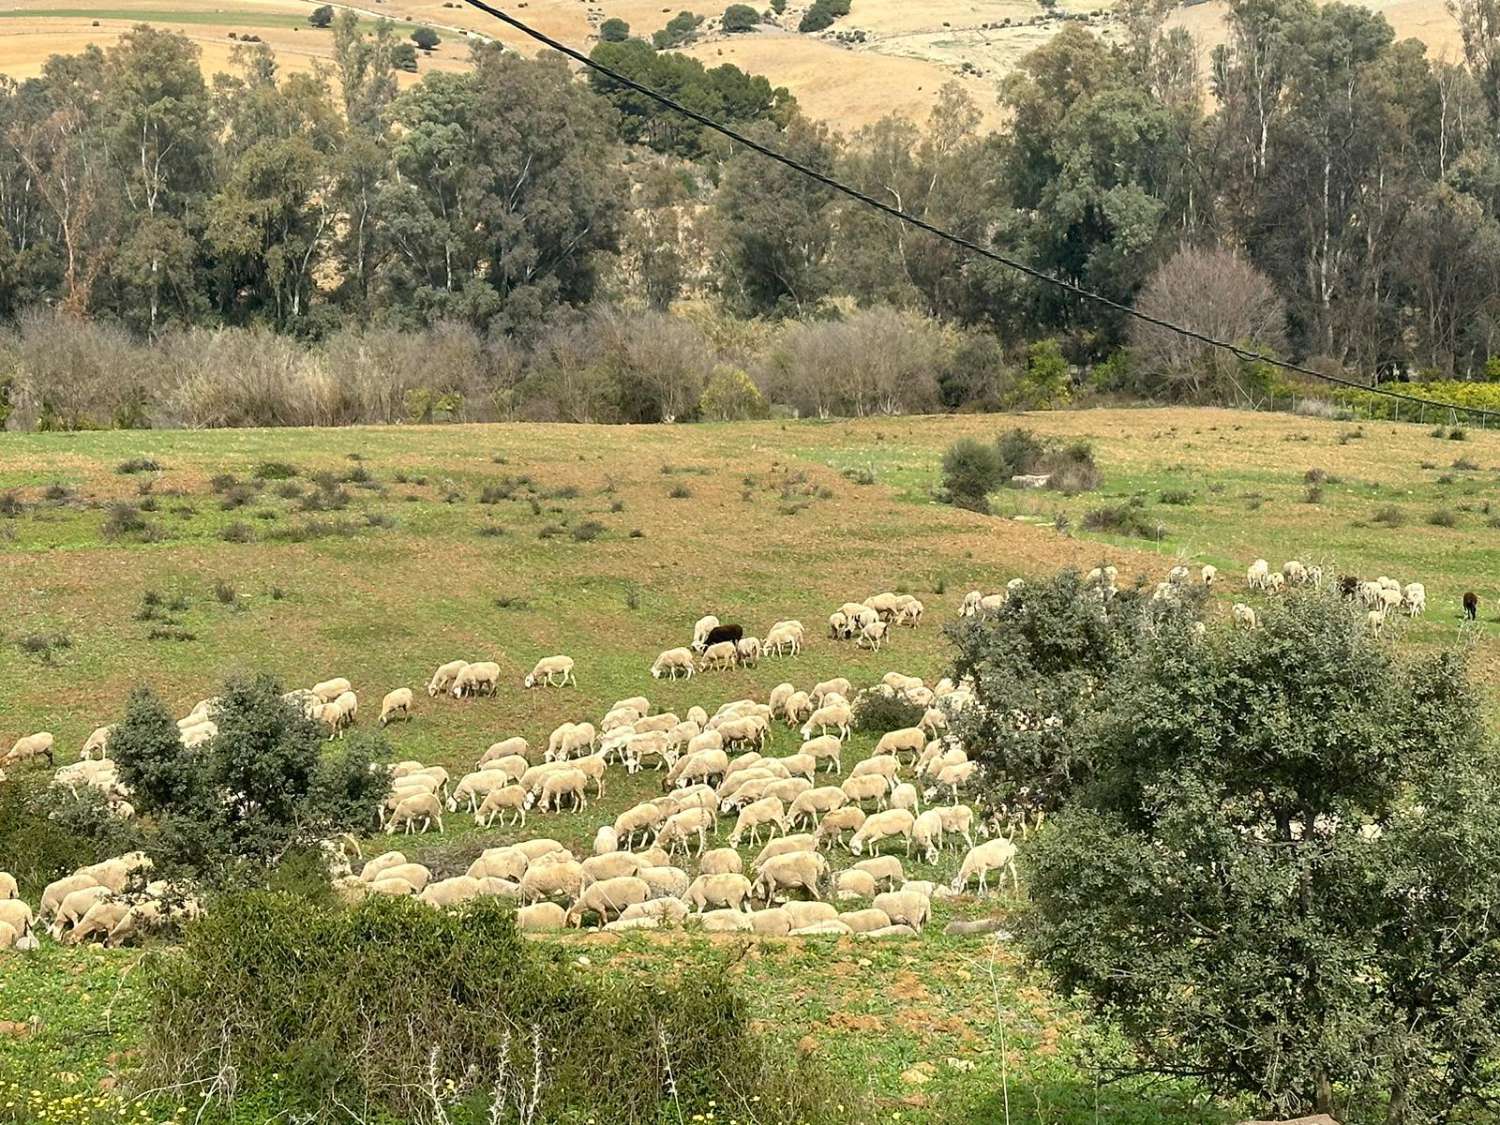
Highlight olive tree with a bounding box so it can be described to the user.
[1019,591,1500,1122]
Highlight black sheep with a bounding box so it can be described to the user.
[701,624,744,649]
[1338,575,1360,599]
[1464,591,1479,621]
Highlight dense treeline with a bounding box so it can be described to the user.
[6,0,1500,428]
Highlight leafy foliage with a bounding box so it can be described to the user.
[1021,592,1500,1121]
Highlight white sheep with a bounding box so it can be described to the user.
[873,890,931,932]
[813,806,866,849]
[535,768,588,813]
[1283,560,1308,585]
[873,726,927,762]
[729,797,786,848]
[787,785,848,829]
[565,876,652,928]
[683,873,753,913]
[524,655,576,689]
[1246,559,1269,590]
[800,702,852,742]
[951,837,1020,894]
[448,769,515,813]
[841,773,892,809]
[5,731,55,767]
[80,725,114,761]
[651,647,695,680]
[312,678,351,703]
[452,662,501,699]
[848,808,916,857]
[856,619,889,651]
[385,793,445,835]
[474,786,528,829]
[691,615,720,651]
[763,621,804,656]
[735,636,762,666]
[1403,582,1426,617]
[379,688,414,727]
[699,640,738,672]
[1201,564,1217,586]
[753,850,827,903]
[699,848,743,876]
[655,807,715,857]
[1232,602,1257,631]
[427,660,469,698]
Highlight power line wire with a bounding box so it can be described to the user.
[453,0,1499,424]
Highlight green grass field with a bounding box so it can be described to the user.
[4,406,1499,1123]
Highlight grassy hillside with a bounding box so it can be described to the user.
[3,405,1499,1122]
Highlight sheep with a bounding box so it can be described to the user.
[51,886,114,940]
[466,848,528,883]
[5,731,55,767]
[896,599,924,627]
[699,640,738,672]
[930,760,978,802]
[564,875,651,928]
[655,807,716,857]
[753,850,826,903]
[180,717,220,747]
[849,857,903,893]
[0,872,15,901]
[620,897,690,926]
[764,621,804,656]
[519,858,586,904]
[418,876,483,909]
[911,810,945,861]
[427,660,469,697]
[478,737,530,769]
[782,691,814,726]
[691,615,721,651]
[828,611,849,639]
[751,835,816,871]
[312,677,352,703]
[800,702,853,742]
[1267,572,1287,594]
[952,838,1020,894]
[0,900,35,941]
[378,687,414,727]
[1246,559,1269,590]
[581,852,640,884]
[517,902,567,931]
[614,802,668,849]
[474,785,528,829]
[1232,602,1257,630]
[636,867,692,901]
[372,863,431,893]
[1368,609,1386,634]
[841,774,892,809]
[686,706,709,728]
[651,647,696,680]
[524,655,577,689]
[729,797,786,848]
[514,839,568,863]
[782,900,839,929]
[809,677,851,704]
[700,848,743,876]
[453,662,501,699]
[476,754,529,786]
[80,725,113,761]
[448,769,516,813]
[1403,582,1426,617]
[889,783,920,815]
[933,804,977,850]
[795,735,841,776]
[849,808,916,857]
[698,909,754,932]
[700,624,744,650]
[385,792,445,835]
[1283,560,1308,585]
[835,869,877,901]
[717,716,768,750]
[1201,564,1217,586]
[839,908,893,934]
[79,852,152,894]
[813,806,866,850]
[683,873,753,913]
[764,778,811,807]
[873,890,931,932]
[667,748,729,790]
[735,637,762,667]
[555,722,598,762]
[873,726,927,762]
[856,620,889,651]
[535,768,588,813]
[360,851,408,882]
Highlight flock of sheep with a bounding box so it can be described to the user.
[0,852,198,951]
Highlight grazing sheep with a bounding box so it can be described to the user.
[448,769,515,813]
[799,735,844,774]
[517,902,567,932]
[813,806,866,850]
[593,826,619,855]
[620,897,690,926]
[856,620,889,651]
[655,807,716,857]
[782,691,814,726]
[5,731,55,768]
[911,810,945,861]
[1201,564,1217,586]
[360,851,408,882]
[896,599,924,627]
[691,615,721,651]
[699,909,754,932]
[474,785,528,829]
[566,876,652,928]
[0,872,16,901]
[427,660,469,697]
[700,848,743,876]
[667,748,730,790]
[466,848,528,883]
[477,736,530,767]
[841,774,891,809]
[873,890,931,932]
[952,838,1020,894]
[889,783,920,815]
[800,702,853,742]
[514,839,568,863]
[51,886,114,940]
[524,655,577,689]
[1368,609,1386,634]
[933,804,977,850]
[476,753,529,785]
[754,834,819,869]
[873,726,927,762]
[1246,559,1269,590]
[452,662,501,699]
[699,640,738,672]
[1266,572,1286,594]
[312,678,352,703]
[848,808,916,857]
[421,877,483,909]
[385,792,445,835]
[80,725,113,761]
[1283,560,1308,585]
[729,797,786,848]
[519,859,586,904]
[734,636,762,667]
[374,863,432,893]
[636,867,692,901]
[1403,582,1426,617]
[782,900,839,929]
[828,611,849,639]
[1232,603,1257,630]
[683,873,753,913]
[764,621,805,656]
[614,802,668,849]
[839,908,893,934]
[535,768,588,813]
[852,856,905,891]
[651,647,696,680]
[753,850,827,903]
[581,852,641,884]
[835,869,877,901]
[1465,591,1479,620]
[379,688,414,726]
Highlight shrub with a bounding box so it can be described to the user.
[16,632,71,663]
[254,461,299,480]
[1082,504,1163,540]
[699,365,768,420]
[477,524,508,538]
[0,776,139,898]
[1158,489,1195,505]
[1304,484,1324,504]
[209,473,238,493]
[723,2,760,31]
[668,483,693,499]
[219,522,255,544]
[599,16,630,39]
[0,492,23,517]
[116,457,162,474]
[479,484,513,504]
[1371,505,1406,527]
[1039,441,1101,493]
[308,3,333,25]
[102,503,163,543]
[411,25,440,49]
[797,0,849,32]
[571,520,605,541]
[538,524,564,539]
[993,429,1044,476]
[1453,456,1480,471]
[853,693,925,734]
[940,438,1004,513]
[148,627,197,642]
[1023,596,1500,1121]
[143,894,851,1123]
[1428,508,1459,527]
[265,519,362,542]
[841,465,877,486]
[1304,468,1328,483]
[43,482,72,502]
[653,9,704,47]
[494,595,528,609]
[219,484,256,510]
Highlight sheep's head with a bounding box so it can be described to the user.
[523,674,536,689]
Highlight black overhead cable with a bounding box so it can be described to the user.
[451,0,1499,424]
